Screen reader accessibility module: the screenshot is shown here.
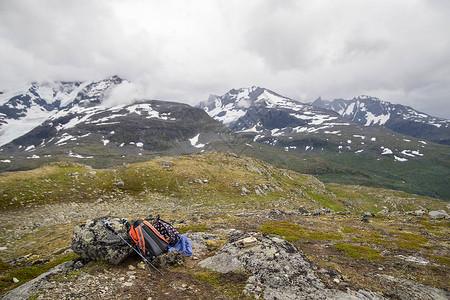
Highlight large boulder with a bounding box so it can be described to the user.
[71,216,134,264]
[199,232,385,300]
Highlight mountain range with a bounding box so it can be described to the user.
[197,87,446,160]
[197,86,449,200]
[0,77,448,200]
[312,96,450,145]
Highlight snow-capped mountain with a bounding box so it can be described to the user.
[312,96,450,145]
[0,75,123,146]
[198,87,352,136]
[2,99,230,158]
[1,97,233,161]
[198,87,440,163]
[0,76,233,171]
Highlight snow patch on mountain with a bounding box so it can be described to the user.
[381,147,393,155]
[364,111,390,126]
[189,134,205,148]
[394,155,408,162]
[68,151,93,159]
[0,104,57,146]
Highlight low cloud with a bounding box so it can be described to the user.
[102,81,155,107]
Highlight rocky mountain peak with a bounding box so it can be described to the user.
[197,86,305,127]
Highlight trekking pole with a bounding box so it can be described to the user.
[102,221,162,275]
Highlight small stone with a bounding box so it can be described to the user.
[241,187,251,194]
[137,262,146,269]
[333,278,340,284]
[12,277,19,283]
[74,261,84,270]
[128,265,136,270]
[238,237,257,248]
[147,297,152,300]
[122,282,133,287]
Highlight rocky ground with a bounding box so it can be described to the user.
[1,190,449,299]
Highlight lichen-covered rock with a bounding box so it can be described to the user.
[377,274,450,300]
[199,232,385,300]
[71,216,133,264]
[187,232,221,256]
[153,250,184,268]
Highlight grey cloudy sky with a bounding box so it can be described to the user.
[1,0,449,118]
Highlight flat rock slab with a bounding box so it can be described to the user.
[199,232,385,300]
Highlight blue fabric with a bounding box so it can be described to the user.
[168,234,192,256]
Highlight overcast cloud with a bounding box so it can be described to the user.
[0,0,449,118]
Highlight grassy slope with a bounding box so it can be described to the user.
[0,153,446,213]
[211,135,450,201]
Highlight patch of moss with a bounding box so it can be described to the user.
[205,240,226,252]
[260,221,304,242]
[426,254,450,267]
[178,224,208,234]
[418,219,450,230]
[348,229,390,247]
[0,253,78,294]
[194,270,221,285]
[341,227,359,234]
[305,191,345,211]
[0,260,10,273]
[394,232,428,250]
[260,221,342,242]
[194,270,252,299]
[332,243,383,260]
[27,293,39,300]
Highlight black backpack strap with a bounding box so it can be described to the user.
[133,217,143,227]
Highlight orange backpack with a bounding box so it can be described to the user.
[128,218,169,260]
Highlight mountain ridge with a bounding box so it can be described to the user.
[311,95,450,144]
